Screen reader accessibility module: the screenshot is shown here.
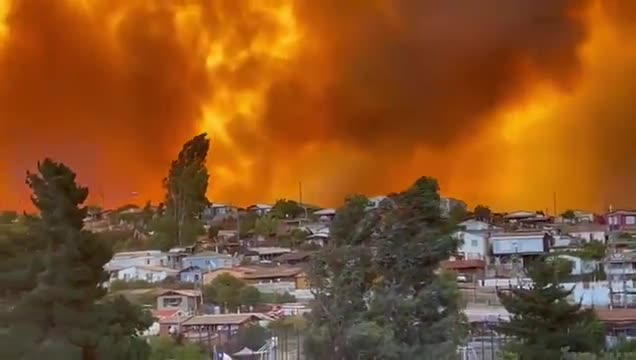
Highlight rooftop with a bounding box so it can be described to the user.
[157,289,202,298]
[490,231,547,239]
[274,251,315,263]
[242,266,304,280]
[182,313,259,326]
[248,247,292,255]
[441,259,486,270]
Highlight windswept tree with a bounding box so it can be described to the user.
[271,199,304,219]
[163,133,210,246]
[0,159,152,360]
[497,257,604,359]
[305,177,465,360]
[473,204,492,222]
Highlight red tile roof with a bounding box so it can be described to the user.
[596,309,636,324]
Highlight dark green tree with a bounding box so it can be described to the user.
[271,199,304,219]
[163,133,210,246]
[561,209,577,222]
[306,178,464,360]
[305,195,378,360]
[0,159,151,360]
[239,286,262,307]
[367,177,465,358]
[473,205,492,222]
[236,325,270,351]
[497,257,605,359]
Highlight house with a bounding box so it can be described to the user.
[105,250,167,271]
[273,251,314,266]
[490,231,549,257]
[557,210,596,224]
[205,203,238,217]
[455,230,489,260]
[113,265,179,283]
[177,266,205,283]
[441,259,486,281]
[607,210,636,231]
[247,204,273,216]
[178,314,261,343]
[242,266,308,293]
[559,223,607,243]
[459,220,494,231]
[454,220,501,260]
[248,247,292,262]
[313,208,336,222]
[182,251,237,270]
[156,289,202,314]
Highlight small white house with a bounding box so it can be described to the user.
[113,265,179,283]
[455,231,489,260]
[105,250,167,271]
[560,223,607,243]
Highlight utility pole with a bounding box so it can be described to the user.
[299,181,308,220]
[553,191,557,217]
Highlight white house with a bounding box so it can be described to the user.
[366,196,389,211]
[560,223,607,243]
[490,231,547,256]
[105,250,167,271]
[113,265,179,283]
[459,220,492,231]
[455,231,489,260]
[247,204,273,216]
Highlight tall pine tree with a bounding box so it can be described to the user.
[0,159,152,360]
[497,257,604,359]
[163,133,210,246]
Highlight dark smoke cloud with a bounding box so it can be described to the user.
[260,0,589,148]
[0,0,603,208]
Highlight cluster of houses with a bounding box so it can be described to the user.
[445,208,636,310]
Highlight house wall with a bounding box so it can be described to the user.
[179,269,203,283]
[457,231,488,259]
[108,254,167,269]
[608,213,636,229]
[491,237,545,255]
[569,231,606,243]
[116,267,168,283]
[157,295,197,312]
[183,256,234,270]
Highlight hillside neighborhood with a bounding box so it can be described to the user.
[73,195,636,356]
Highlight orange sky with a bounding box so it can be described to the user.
[1,0,636,213]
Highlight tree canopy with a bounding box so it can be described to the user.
[473,204,492,222]
[163,133,210,246]
[272,199,304,219]
[497,257,604,359]
[202,273,261,311]
[305,177,465,360]
[0,159,152,360]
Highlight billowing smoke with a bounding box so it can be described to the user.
[0,0,634,210]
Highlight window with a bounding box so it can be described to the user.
[146,259,150,265]
[162,297,183,308]
[627,216,636,225]
[145,273,153,281]
[471,239,478,247]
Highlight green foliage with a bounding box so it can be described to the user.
[497,257,605,359]
[305,177,465,360]
[202,273,262,311]
[148,216,204,251]
[577,240,607,261]
[261,291,297,304]
[254,215,279,237]
[149,337,206,360]
[163,133,210,246]
[272,199,304,219]
[562,209,577,220]
[0,159,151,359]
[239,286,261,307]
[0,210,18,224]
[473,205,492,222]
